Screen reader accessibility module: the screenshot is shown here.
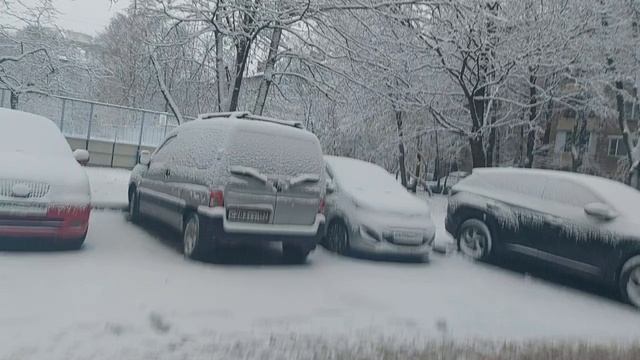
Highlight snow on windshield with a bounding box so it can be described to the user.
[227,124,323,178]
[327,156,404,193]
[0,108,72,156]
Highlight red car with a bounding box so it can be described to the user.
[0,108,91,249]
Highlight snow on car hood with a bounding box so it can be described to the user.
[351,188,431,217]
[0,151,90,205]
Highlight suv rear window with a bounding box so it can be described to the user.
[227,129,322,177]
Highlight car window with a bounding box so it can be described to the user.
[461,172,546,199]
[152,135,178,162]
[542,178,600,207]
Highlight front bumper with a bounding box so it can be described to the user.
[198,206,325,251]
[349,225,435,258]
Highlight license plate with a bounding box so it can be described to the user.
[393,231,423,245]
[0,203,47,216]
[227,208,270,224]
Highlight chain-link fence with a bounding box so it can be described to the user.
[0,88,181,148]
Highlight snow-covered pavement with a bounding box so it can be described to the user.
[1,208,640,359]
[85,166,130,209]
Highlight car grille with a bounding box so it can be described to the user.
[384,229,426,246]
[0,179,50,199]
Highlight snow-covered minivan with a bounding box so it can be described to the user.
[446,168,640,308]
[128,112,326,263]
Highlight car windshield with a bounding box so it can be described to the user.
[329,157,405,194]
[0,110,71,156]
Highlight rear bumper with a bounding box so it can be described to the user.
[0,205,90,240]
[198,206,325,250]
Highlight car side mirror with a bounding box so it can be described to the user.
[584,202,617,221]
[139,150,151,166]
[326,180,336,194]
[73,149,90,166]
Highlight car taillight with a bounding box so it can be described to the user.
[47,205,91,222]
[318,198,325,214]
[209,190,224,208]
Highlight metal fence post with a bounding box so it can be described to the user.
[111,129,117,168]
[59,99,66,132]
[136,113,146,163]
[85,103,95,150]
[163,114,169,138]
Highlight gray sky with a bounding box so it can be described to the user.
[54,0,130,35]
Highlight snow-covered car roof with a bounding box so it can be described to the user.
[0,108,72,156]
[469,168,640,217]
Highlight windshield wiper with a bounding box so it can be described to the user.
[229,166,270,185]
[288,174,320,188]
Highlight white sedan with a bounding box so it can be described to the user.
[323,156,435,260]
[0,108,91,249]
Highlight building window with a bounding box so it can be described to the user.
[609,136,628,157]
[556,130,592,154]
[609,136,639,157]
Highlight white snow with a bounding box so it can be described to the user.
[85,167,131,209]
[0,108,72,157]
[1,210,639,360]
[0,108,91,206]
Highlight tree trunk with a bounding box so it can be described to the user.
[615,81,636,184]
[525,72,538,168]
[228,36,252,112]
[253,27,282,115]
[468,87,487,168]
[10,91,18,109]
[433,128,440,181]
[469,135,486,169]
[215,29,227,112]
[150,55,184,125]
[495,127,501,166]
[409,137,422,193]
[486,112,496,167]
[396,110,408,188]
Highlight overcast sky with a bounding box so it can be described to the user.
[54,0,130,35]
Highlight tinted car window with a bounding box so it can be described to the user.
[152,135,178,162]
[542,179,600,207]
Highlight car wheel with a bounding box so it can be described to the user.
[457,218,492,261]
[128,188,140,223]
[620,255,640,309]
[282,244,310,264]
[327,220,350,255]
[183,213,210,261]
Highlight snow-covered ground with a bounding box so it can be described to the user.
[1,168,639,359]
[85,166,130,209]
[1,209,640,359]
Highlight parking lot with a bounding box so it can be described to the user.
[1,169,639,359]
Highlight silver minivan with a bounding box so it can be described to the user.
[128,112,326,263]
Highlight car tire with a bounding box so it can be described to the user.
[282,244,310,264]
[457,218,493,261]
[128,187,140,223]
[326,220,350,255]
[620,255,640,309]
[183,213,211,261]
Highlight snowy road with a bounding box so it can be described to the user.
[1,208,640,359]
